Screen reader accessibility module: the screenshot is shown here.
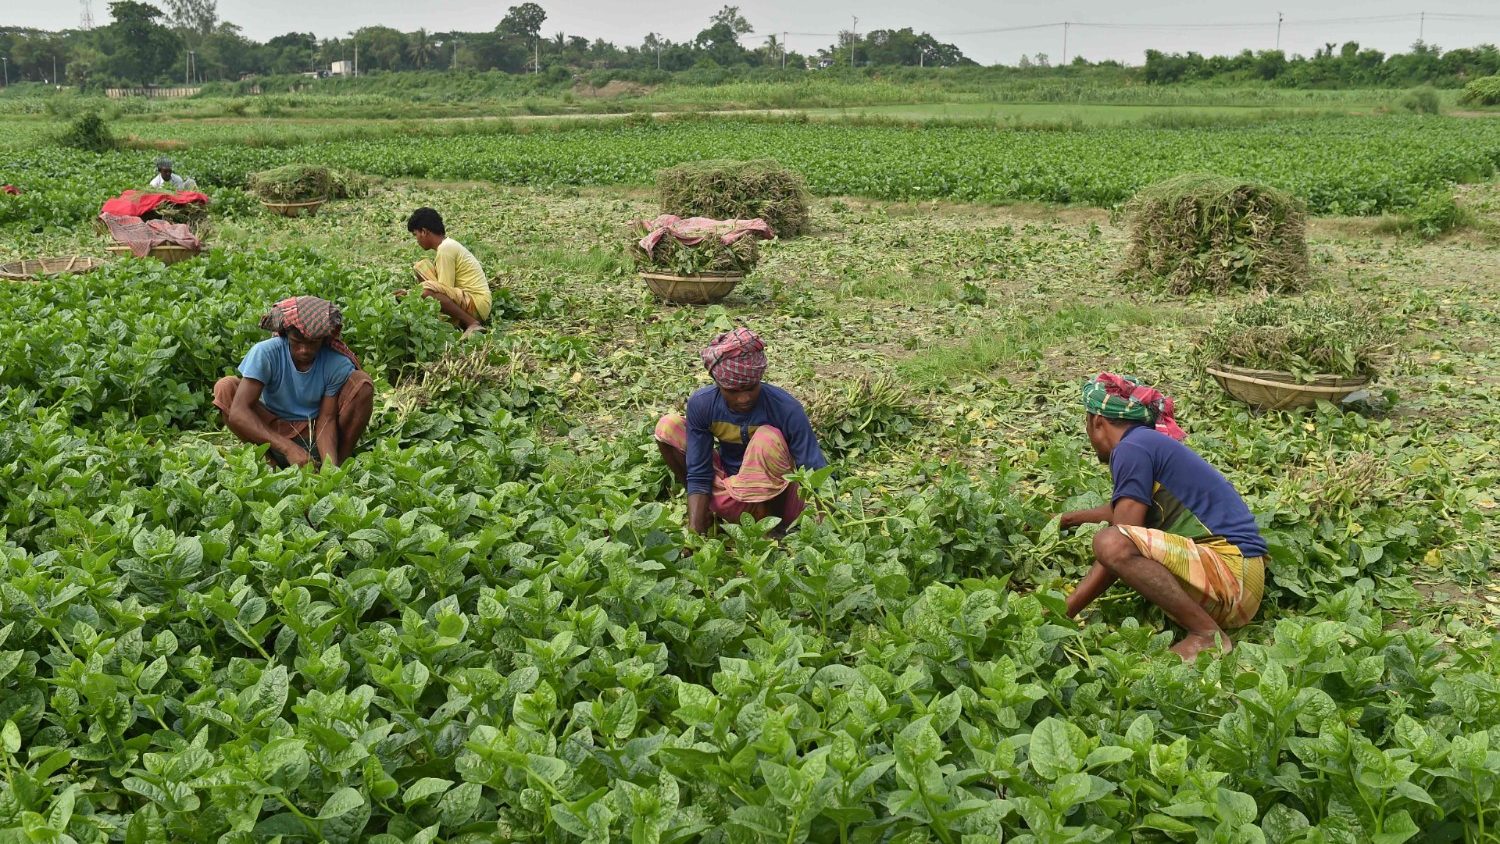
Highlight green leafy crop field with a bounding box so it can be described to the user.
[0,114,1497,842]
[9,113,1500,220]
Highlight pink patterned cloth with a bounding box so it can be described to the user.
[100,213,202,258]
[1091,372,1187,441]
[635,215,773,256]
[701,327,767,390]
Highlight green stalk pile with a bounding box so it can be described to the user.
[1198,297,1394,379]
[1119,173,1310,294]
[247,165,336,202]
[657,159,810,238]
[140,192,209,226]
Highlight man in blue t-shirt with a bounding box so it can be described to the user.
[1057,374,1269,661]
[212,296,374,468]
[654,327,827,537]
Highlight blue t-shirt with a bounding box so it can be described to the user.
[684,383,828,495]
[1110,425,1268,558]
[238,336,355,422]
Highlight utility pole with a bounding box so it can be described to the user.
[783,31,788,70]
[534,40,539,74]
[1419,11,1425,42]
[2,58,7,88]
[1062,22,1069,65]
[850,16,858,68]
[453,37,459,70]
[1276,12,1283,51]
[354,38,359,77]
[53,55,58,85]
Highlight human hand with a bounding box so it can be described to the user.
[281,443,314,468]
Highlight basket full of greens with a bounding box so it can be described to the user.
[629,214,772,305]
[1199,297,1394,409]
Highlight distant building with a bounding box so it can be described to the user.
[330,60,353,77]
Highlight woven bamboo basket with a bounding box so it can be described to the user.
[1207,364,1369,410]
[106,245,200,266]
[640,271,743,305]
[0,256,108,282]
[260,198,326,218]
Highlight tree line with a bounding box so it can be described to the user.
[1143,42,1500,88]
[0,2,973,88]
[1,0,1495,89]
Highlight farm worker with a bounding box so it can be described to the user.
[213,296,375,469]
[1057,373,1268,661]
[404,207,490,336]
[655,327,828,537]
[150,157,196,191]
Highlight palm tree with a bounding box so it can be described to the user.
[409,29,434,69]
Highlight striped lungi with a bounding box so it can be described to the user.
[1116,526,1266,629]
[655,413,805,523]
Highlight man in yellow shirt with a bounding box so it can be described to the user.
[405,207,491,336]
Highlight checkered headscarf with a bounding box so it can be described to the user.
[1083,373,1185,441]
[259,296,360,369]
[701,327,767,390]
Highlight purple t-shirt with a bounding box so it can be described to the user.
[684,383,827,495]
[1110,426,1268,558]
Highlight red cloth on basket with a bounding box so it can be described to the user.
[635,215,773,257]
[100,213,202,258]
[1,185,20,196]
[100,189,209,218]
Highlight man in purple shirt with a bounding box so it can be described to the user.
[1058,374,1269,661]
[655,328,827,537]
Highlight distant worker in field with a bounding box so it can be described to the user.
[655,328,827,538]
[403,207,490,336]
[1057,373,1268,661]
[214,296,375,469]
[150,157,196,190]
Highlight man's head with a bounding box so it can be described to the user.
[721,382,762,414]
[1086,412,1135,464]
[701,327,768,409]
[283,326,324,369]
[407,207,446,250]
[1081,372,1187,460]
[259,295,360,370]
[155,156,173,179]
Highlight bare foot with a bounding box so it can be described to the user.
[1170,632,1232,661]
[462,323,485,337]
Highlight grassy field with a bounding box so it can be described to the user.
[9,112,1500,219]
[1,102,1498,839]
[797,102,1348,125]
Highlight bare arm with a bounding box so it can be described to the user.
[687,493,714,536]
[1063,498,1150,618]
[1059,503,1115,531]
[315,393,340,467]
[227,378,311,467]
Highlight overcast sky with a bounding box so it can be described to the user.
[3,1,1496,65]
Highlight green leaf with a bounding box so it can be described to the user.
[1,721,19,754]
[1372,810,1419,844]
[438,781,483,828]
[1139,813,1198,835]
[1083,746,1133,769]
[402,777,454,805]
[318,787,365,820]
[1028,717,1080,781]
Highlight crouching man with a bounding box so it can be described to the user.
[655,327,827,537]
[1058,373,1268,660]
[214,296,374,468]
